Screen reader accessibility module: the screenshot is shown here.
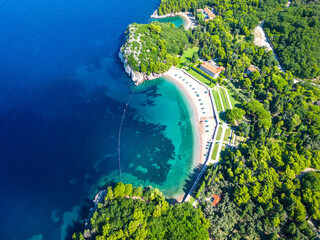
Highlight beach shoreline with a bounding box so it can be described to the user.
[164,68,216,202]
[165,76,201,203]
[150,11,192,30]
[176,13,191,29]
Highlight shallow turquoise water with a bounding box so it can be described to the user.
[150,15,187,27]
[96,77,196,197]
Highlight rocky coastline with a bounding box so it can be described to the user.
[119,24,168,85]
[150,9,177,19]
[119,51,167,85]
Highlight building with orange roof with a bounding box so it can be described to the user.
[197,7,216,21]
[212,194,221,207]
[246,65,259,75]
[199,61,225,78]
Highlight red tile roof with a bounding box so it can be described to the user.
[204,7,211,13]
[212,194,221,207]
[248,65,258,72]
[201,62,225,75]
[208,12,216,19]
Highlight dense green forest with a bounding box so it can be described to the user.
[154,0,320,238]
[157,0,320,79]
[158,0,287,31]
[120,22,189,74]
[194,68,320,238]
[264,0,320,79]
[72,183,209,240]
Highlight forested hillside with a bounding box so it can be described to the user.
[154,0,320,238]
[158,0,287,31]
[120,22,189,74]
[157,0,320,79]
[72,183,209,240]
[195,64,320,238]
[264,0,320,79]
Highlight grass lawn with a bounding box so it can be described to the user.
[185,68,214,87]
[212,89,223,111]
[215,126,223,141]
[223,128,231,143]
[220,88,230,110]
[211,143,219,160]
[178,47,199,68]
[189,196,195,204]
[225,85,241,108]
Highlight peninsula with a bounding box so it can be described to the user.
[119,22,187,85]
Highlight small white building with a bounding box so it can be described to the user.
[199,61,225,78]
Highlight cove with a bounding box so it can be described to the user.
[0,0,196,239]
[150,15,187,27]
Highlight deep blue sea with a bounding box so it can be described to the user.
[0,1,195,239]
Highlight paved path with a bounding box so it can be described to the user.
[183,75,238,204]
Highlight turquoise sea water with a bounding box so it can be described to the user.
[97,77,196,198]
[150,15,187,27]
[0,1,196,239]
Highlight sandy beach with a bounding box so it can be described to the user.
[176,13,192,29]
[150,11,194,30]
[165,68,217,202]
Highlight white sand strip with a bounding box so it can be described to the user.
[176,13,191,29]
[165,68,216,166]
